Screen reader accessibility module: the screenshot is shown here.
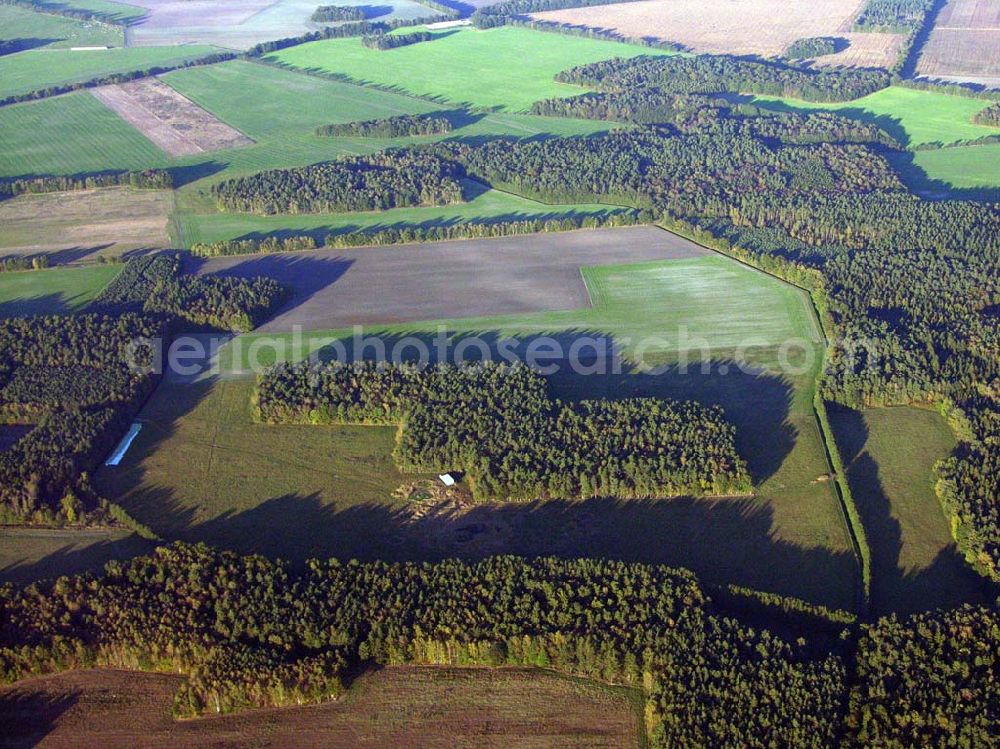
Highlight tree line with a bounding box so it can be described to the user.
[471,0,646,28]
[361,30,433,50]
[310,4,366,22]
[316,113,453,138]
[210,151,466,214]
[0,542,995,747]
[0,169,172,202]
[255,361,751,499]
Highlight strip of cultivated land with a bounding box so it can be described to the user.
[529,0,906,69]
[0,187,172,259]
[916,0,1000,86]
[0,666,643,749]
[197,226,709,332]
[91,78,254,156]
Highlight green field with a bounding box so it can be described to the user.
[0,527,153,586]
[753,86,1000,147]
[104,253,856,608]
[0,44,220,99]
[267,26,675,111]
[49,0,147,25]
[906,144,1000,193]
[174,181,626,246]
[0,264,120,317]
[829,405,989,615]
[0,4,124,50]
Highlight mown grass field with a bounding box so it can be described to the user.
[54,0,148,25]
[829,405,990,615]
[0,45,220,99]
[267,25,675,111]
[104,250,855,608]
[753,86,1000,147]
[0,4,124,50]
[907,143,1000,192]
[0,264,120,317]
[0,528,153,586]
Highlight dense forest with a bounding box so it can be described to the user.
[0,543,995,747]
[853,0,935,31]
[316,113,453,138]
[310,4,366,22]
[555,55,891,102]
[472,0,645,28]
[210,152,466,214]
[255,362,751,499]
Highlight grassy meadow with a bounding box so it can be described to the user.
[0,527,153,586]
[0,4,124,50]
[267,25,675,111]
[829,405,990,615]
[0,45,220,99]
[0,264,120,317]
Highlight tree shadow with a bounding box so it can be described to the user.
[0,293,76,319]
[0,38,61,56]
[883,149,1000,202]
[0,534,156,587]
[0,689,79,749]
[828,404,996,616]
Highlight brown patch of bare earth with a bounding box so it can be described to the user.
[917,0,1000,84]
[0,187,172,260]
[91,77,254,157]
[0,667,642,749]
[530,0,905,68]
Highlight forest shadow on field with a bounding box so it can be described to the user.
[829,405,995,616]
[0,689,79,749]
[884,150,1000,202]
[0,534,156,586]
[0,293,75,319]
[0,38,61,55]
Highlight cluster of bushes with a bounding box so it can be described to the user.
[974,102,1000,126]
[255,362,751,500]
[2,543,997,746]
[361,30,433,50]
[0,256,46,273]
[853,0,935,31]
[0,169,172,202]
[785,36,841,59]
[91,252,287,333]
[556,54,891,103]
[316,113,453,138]
[310,4,366,22]
[0,52,236,106]
[0,314,163,523]
[210,151,466,214]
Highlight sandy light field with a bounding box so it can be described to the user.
[531,0,906,68]
[916,0,1000,86]
[91,77,254,157]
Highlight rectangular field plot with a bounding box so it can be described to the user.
[0,528,153,586]
[0,45,220,100]
[0,264,121,317]
[916,0,1000,85]
[125,0,434,49]
[0,187,172,258]
[267,26,675,111]
[0,667,643,749]
[0,4,124,51]
[829,405,990,615]
[530,0,906,69]
[199,226,710,333]
[92,78,254,156]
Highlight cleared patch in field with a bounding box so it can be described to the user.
[829,405,990,615]
[0,667,642,749]
[125,0,435,49]
[0,4,124,51]
[91,78,254,156]
[198,226,709,333]
[916,0,1000,87]
[0,264,121,317]
[530,0,906,69]
[0,45,220,100]
[0,528,153,586]
[266,25,675,111]
[0,187,172,258]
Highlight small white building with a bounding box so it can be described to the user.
[438,473,456,487]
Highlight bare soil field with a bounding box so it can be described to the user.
[0,667,642,749]
[91,78,253,157]
[531,0,906,68]
[0,187,172,261]
[198,226,709,333]
[916,0,1000,85]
